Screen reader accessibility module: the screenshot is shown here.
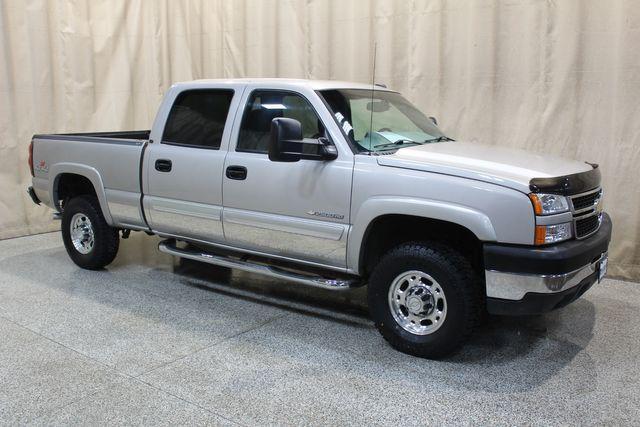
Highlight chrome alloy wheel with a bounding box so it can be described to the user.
[388,270,447,335]
[70,213,95,254]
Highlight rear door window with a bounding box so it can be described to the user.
[162,89,234,149]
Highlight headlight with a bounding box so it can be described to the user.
[528,193,570,215]
[535,222,573,245]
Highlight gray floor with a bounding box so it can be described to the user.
[1,232,639,425]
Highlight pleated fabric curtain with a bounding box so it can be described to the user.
[1,0,638,280]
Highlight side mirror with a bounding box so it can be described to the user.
[269,117,303,162]
[429,116,438,126]
[269,118,338,162]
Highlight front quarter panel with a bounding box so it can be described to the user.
[348,156,535,273]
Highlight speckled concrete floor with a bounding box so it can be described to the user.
[0,231,639,425]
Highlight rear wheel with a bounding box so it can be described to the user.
[368,242,482,359]
[61,195,119,270]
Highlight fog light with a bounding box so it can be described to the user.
[535,222,573,245]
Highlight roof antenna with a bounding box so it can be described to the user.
[368,42,377,152]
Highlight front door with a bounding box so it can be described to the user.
[222,88,353,269]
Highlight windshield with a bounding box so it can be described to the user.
[318,89,451,153]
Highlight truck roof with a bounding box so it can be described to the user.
[173,78,394,92]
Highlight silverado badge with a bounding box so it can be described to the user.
[307,210,344,220]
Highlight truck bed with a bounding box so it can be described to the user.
[31,130,150,230]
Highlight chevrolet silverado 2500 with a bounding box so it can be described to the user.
[27,79,612,358]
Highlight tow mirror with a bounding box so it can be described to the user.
[269,118,338,162]
[269,117,303,162]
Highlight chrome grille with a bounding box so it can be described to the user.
[570,188,602,239]
[571,189,602,212]
[575,213,601,238]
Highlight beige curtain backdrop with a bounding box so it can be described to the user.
[1,0,639,280]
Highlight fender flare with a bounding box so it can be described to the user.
[49,163,114,226]
[347,196,497,273]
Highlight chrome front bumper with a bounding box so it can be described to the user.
[485,252,607,301]
[484,212,611,315]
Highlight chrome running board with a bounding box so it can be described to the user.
[158,239,358,290]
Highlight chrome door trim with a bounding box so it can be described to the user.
[149,199,222,221]
[144,196,224,242]
[223,208,345,240]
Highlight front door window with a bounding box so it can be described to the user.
[236,90,325,154]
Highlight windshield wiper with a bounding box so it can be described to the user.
[373,139,422,150]
[423,136,454,143]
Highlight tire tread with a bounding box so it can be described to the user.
[61,195,119,270]
[368,241,482,359]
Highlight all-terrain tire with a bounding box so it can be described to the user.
[61,195,119,270]
[368,242,482,359]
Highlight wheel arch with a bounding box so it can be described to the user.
[49,163,114,225]
[349,197,495,276]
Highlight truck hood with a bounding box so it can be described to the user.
[376,141,594,193]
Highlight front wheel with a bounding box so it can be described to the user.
[368,242,482,359]
[61,195,119,270]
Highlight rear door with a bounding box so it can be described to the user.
[222,86,354,269]
[142,84,244,243]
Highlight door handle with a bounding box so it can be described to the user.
[155,159,172,172]
[226,165,247,180]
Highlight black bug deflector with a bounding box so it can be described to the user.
[529,164,601,195]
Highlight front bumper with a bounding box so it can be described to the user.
[484,212,612,315]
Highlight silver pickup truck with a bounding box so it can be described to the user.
[27,78,612,358]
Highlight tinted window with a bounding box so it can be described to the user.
[237,90,324,153]
[162,89,234,149]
